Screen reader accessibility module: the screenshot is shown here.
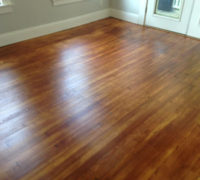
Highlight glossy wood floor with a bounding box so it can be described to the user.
[1,18,200,180]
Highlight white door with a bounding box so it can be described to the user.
[187,0,200,39]
[145,0,194,34]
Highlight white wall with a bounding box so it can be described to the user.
[110,0,146,25]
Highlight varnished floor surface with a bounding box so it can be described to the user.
[1,18,200,180]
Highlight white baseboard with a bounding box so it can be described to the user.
[0,9,110,47]
[0,8,141,47]
[110,9,139,24]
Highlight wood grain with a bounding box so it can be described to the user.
[0,18,200,180]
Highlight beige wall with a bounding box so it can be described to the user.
[110,0,140,14]
[0,0,109,34]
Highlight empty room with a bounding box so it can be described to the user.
[0,0,200,179]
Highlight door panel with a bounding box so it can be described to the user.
[187,0,200,39]
[146,0,194,34]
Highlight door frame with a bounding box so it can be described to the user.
[139,0,196,37]
[138,0,148,25]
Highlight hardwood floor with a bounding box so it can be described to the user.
[0,17,200,180]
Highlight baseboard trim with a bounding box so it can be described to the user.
[0,8,141,47]
[0,9,110,47]
[110,9,139,24]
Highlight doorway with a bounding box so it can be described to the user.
[145,0,199,38]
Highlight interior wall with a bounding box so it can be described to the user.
[0,0,109,34]
[110,0,140,14]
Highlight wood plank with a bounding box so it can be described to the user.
[0,18,200,180]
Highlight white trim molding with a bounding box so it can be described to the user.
[110,9,139,24]
[52,0,84,6]
[0,9,110,47]
[0,0,12,14]
[138,0,148,25]
[0,5,146,47]
[187,0,200,39]
[0,8,144,47]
